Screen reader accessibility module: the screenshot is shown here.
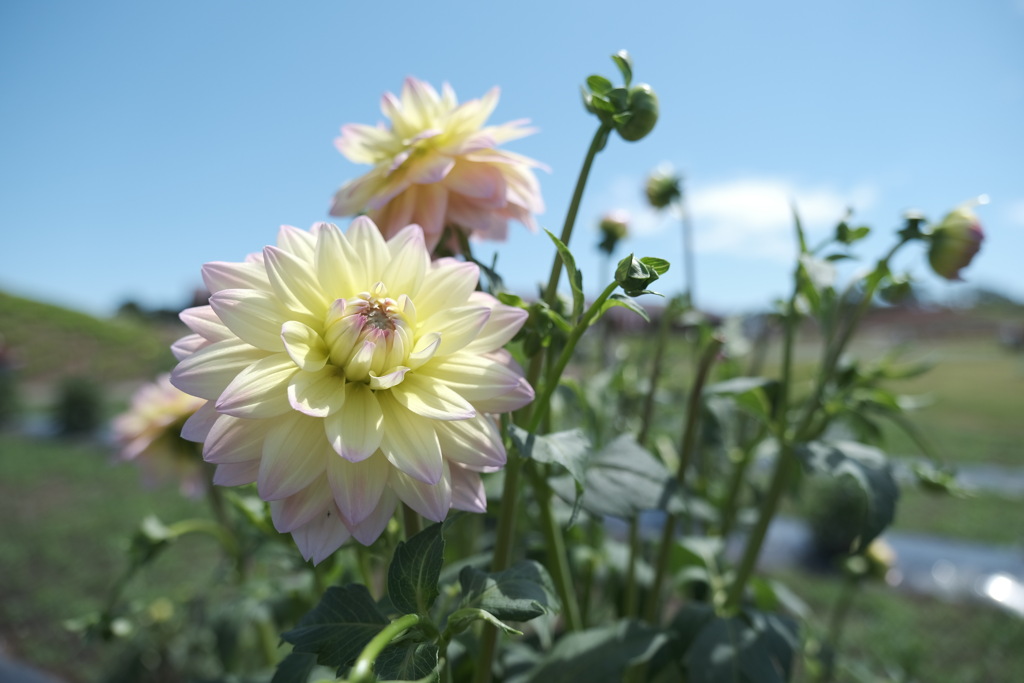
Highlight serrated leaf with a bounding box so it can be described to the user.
[376,642,439,681]
[282,584,388,673]
[388,523,445,615]
[685,610,798,683]
[271,651,318,683]
[524,620,675,683]
[612,50,633,87]
[544,229,585,319]
[795,441,899,552]
[459,560,559,622]
[587,74,613,95]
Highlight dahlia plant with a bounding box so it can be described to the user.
[95,50,984,683]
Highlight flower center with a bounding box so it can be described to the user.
[322,283,414,384]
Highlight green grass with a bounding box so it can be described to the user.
[0,291,179,385]
[0,432,220,681]
[771,568,1024,683]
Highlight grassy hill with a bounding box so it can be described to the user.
[0,291,181,385]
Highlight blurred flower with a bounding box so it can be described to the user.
[597,210,630,255]
[330,77,546,251]
[927,205,984,281]
[644,164,682,209]
[170,219,533,563]
[112,374,207,498]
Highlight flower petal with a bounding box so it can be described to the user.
[213,460,260,487]
[314,223,362,300]
[420,305,491,357]
[288,367,347,418]
[202,260,269,294]
[171,338,268,401]
[377,391,443,485]
[203,413,271,464]
[436,413,506,472]
[209,289,289,352]
[382,224,428,296]
[450,464,487,513]
[180,305,233,342]
[263,245,329,318]
[325,453,389,527]
[462,291,529,352]
[349,488,398,546]
[390,372,475,421]
[270,476,333,533]
[346,216,391,284]
[290,504,351,564]
[257,413,329,500]
[323,382,383,462]
[415,259,480,319]
[281,320,330,372]
[389,461,452,522]
[180,401,218,443]
[216,353,296,418]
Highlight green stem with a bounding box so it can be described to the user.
[349,613,422,683]
[637,298,676,447]
[527,466,583,631]
[402,504,422,539]
[644,336,722,623]
[624,517,640,619]
[477,124,613,683]
[675,190,697,310]
[542,123,613,305]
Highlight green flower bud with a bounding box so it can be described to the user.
[597,210,630,255]
[645,164,682,209]
[616,84,659,142]
[927,205,984,281]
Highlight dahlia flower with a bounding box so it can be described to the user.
[170,219,533,563]
[112,374,207,497]
[329,77,545,250]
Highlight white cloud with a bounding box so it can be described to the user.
[601,174,878,261]
[689,178,877,259]
[1004,199,1024,227]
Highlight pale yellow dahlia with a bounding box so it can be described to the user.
[170,219,533,563]
[329,77,546,250]
[112,374,207,498]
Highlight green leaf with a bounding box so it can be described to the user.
[587,74,613,95]
[525,620,675,683]
[705,377,778,424]
[513,426,591,486]
[597,293,650,323]
[376,642,439,681]
[639,256,670,275]
[388,523,446,615]
[544,229,585,319]
[553,434,683,518]
[446,607,523,637]
[795,441,899,552]
[612,50,633,87]
[271,652,318,683]
[792,205,808,254]
[281,584,388,674]
[685,610,799,683]
[459,560,559,622]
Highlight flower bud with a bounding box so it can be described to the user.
[597,210,630,255]
[927,206,984,281]
[616,84,659,142]
[645,165,682,209]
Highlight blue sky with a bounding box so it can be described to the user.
[2,0,1022,317]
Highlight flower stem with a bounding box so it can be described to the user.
[644,335,722,623]
[349,613,422,683]
[527,465,583,631]
[402,504,422,540]
[725,237,912,612]
[542,123,614,305]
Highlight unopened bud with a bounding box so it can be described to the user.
[598,210,630,254]
[645,164,682,209]
[927,206,984,281]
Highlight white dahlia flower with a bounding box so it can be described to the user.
[112,374,207,497]
[170,219,533,563]
[329,77,546,251]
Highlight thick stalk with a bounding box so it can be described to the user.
[527,466,583,631]
[349,613,422,683]
[676,190,697,309]
[644,337,722,622]
[637,299,675,447]
[402,504,422,539]
[476,123,612,683]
